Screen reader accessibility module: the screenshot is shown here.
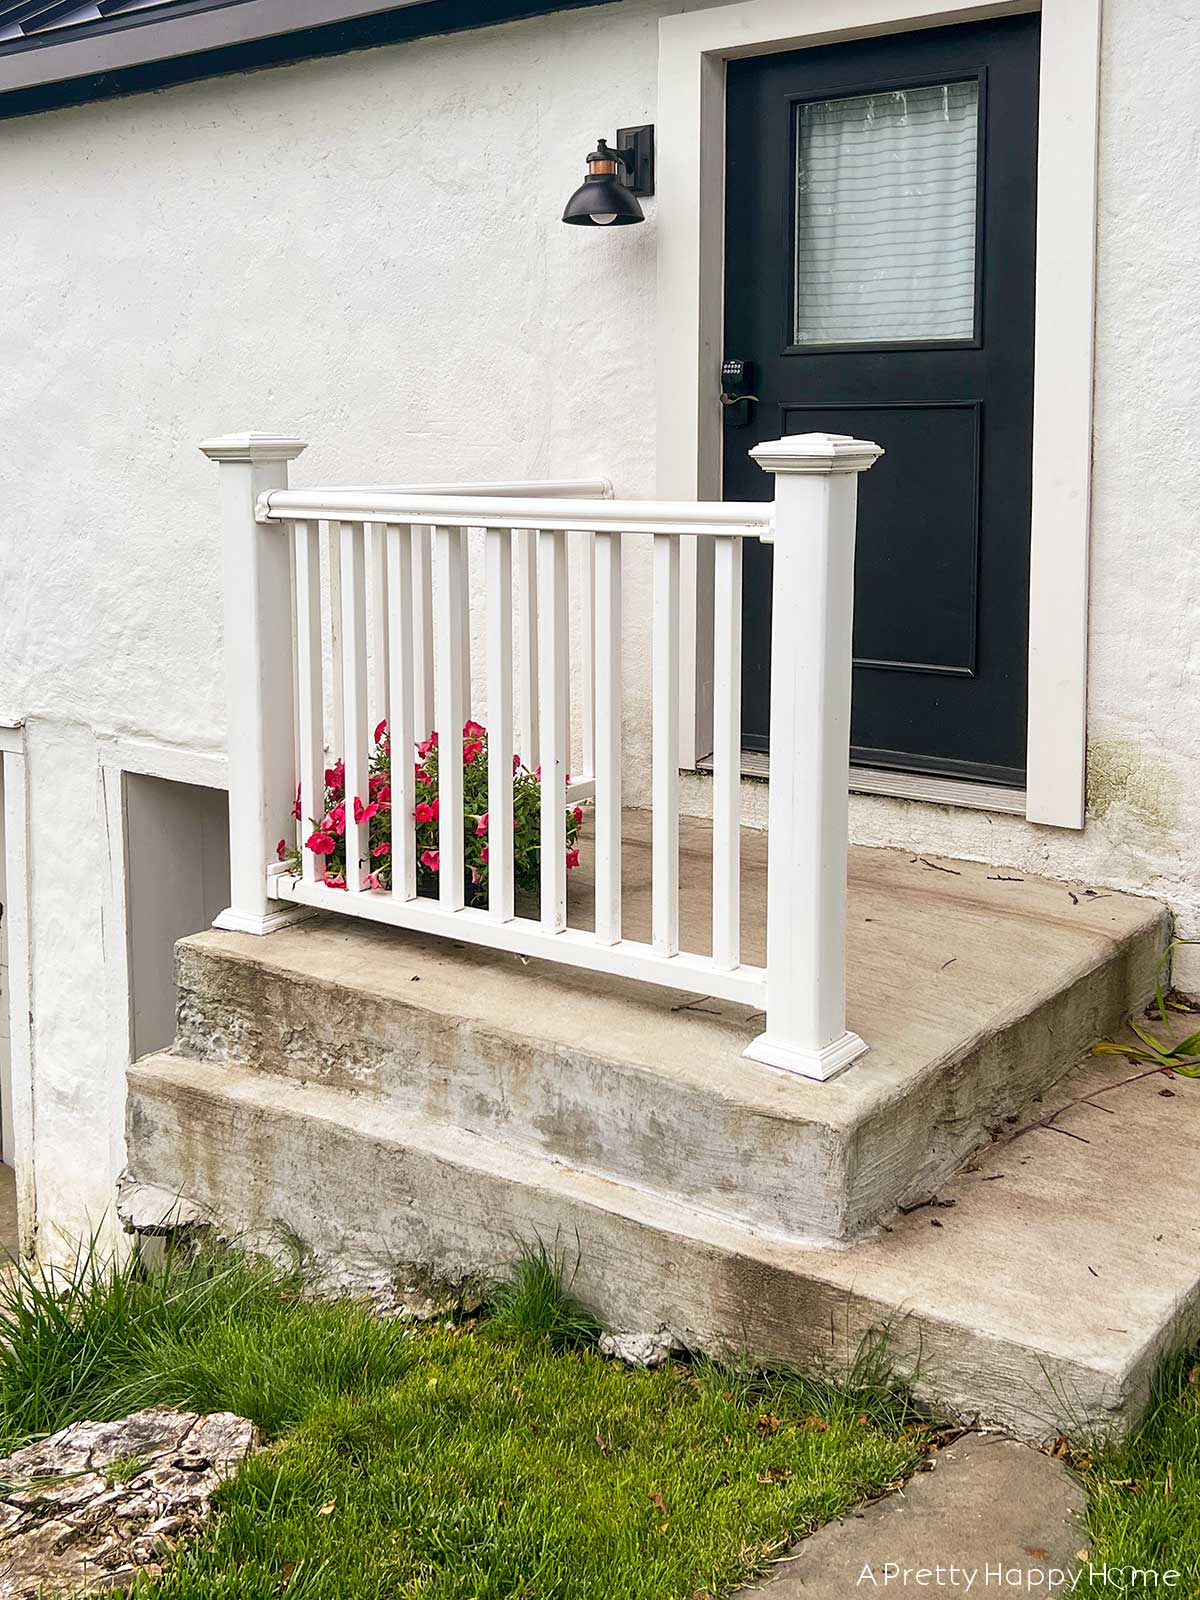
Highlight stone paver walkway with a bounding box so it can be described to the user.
[740,1435,1085,1597]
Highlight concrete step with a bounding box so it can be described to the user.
[169,842,1167,1240]
[126,1044,1200,1439]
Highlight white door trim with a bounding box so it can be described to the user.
[0,726,36,1255]
[657,0,1099,829]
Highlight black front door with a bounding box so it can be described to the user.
[723,15,1039,787]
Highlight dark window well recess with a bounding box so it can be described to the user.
[0,0,614,118]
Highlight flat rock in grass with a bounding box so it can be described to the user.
[0,1407,258,1597]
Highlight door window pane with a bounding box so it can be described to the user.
[794,80,979,345]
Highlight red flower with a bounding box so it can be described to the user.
[566,847,580,870]
[363,872,385,892]
[475,812,488,837]
[480,845,489,865]
[463,720,486,740]
[417,732,438,758]
[463,740,484,765]
[416,764,433,787]
[324,875,346,890]
[414,797,439,824]
[353,796,379,825]
[420,848,440,872]
[372,842,391,858]
[327,803,346,836]
[374,718,388,743]
[513,754,522,774]
[325,760,345,790]
[377,784,392,804]
[292,786,302,821]
[306,831,337,856]
[276,838,288,861]
[572,806,583,826]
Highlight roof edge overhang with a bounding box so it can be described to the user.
[0,0,612,117]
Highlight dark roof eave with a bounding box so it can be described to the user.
[0,0,613,117]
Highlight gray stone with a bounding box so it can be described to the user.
[0,1408,258,1598]
[597,1330,681,1368]
[741,1435,1086,1597]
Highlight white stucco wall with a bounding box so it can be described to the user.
[0,0,1197,1251]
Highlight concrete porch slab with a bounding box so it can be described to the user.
[127,1043,1200,1437]
[170,826,1166,1239]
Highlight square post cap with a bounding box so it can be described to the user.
[199,433,308,465]
[751,432,883,476]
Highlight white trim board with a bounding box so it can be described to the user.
[0,731,36,1255]
[696,751,1028,816]
[657,0,1099,829]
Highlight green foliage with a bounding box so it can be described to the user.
[1072,1347,1200,1596]
[484,1240,601,1351]
[1093,940,1200,1076]
[294,722,582,902]
[0,1238,924,1600]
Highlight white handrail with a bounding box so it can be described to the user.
[257,488,774,539]
[204,430,882,1084]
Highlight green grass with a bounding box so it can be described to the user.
[0,1240,926,1600]
[1072,1349,1200,1596]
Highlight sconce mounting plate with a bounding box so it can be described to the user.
[616,124,655,198]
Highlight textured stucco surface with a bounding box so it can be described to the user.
[0,0,1198,1248]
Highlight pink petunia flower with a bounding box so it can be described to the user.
[328,803,346,836]
[463,720,486,740]
[513,754,522,774]
[566,847,580,870]
[374,718,388,743]
[463,740,484,764]
[276,839,289,861]
[363,873,385,892]
[415,764,433,787]
[306,831,337,856]
[372,842,391,858]
[572,806,583,826]
[420,849,440,872]
[414,797,439,824]
[417,732,439,758]
[324,875,346,890]
[292,786,302,821]
[480,845,489,864]
[475,812,488,837]
[353,796,379,825]
[325,760,345,790]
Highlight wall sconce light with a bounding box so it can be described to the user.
[562,125,655,226]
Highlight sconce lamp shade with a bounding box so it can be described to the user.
[562,136,647,226]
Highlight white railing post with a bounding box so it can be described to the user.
[744,432,883,1081]
[200,432,310,934]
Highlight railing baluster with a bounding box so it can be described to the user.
[326,520,345,756]
[434,524,467,909]
[538,528,569,932]
[459,527,474,719]
[517,526,539,771]
[593,530,622,945]
[412,525,435,741]
[293,520,325,884]
[578,531,596,782]
[366,523,389,746]
[486,528,515,921]
[712,536,743,968]
[652,533,681,957]
[386,524,417,901]
[339,520,369,893]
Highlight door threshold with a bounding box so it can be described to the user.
[693,752,1027,817]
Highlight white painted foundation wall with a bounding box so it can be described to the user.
[0,0,1197,1250]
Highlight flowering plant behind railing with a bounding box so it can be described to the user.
[285,720,582,903]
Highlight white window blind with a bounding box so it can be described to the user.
[794,80,980,346]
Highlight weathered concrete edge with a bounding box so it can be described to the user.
[126,1054,1162,1439]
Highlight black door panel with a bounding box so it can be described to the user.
[724,16,1039,786]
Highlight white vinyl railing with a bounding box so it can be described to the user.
[201,430,881,1081]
